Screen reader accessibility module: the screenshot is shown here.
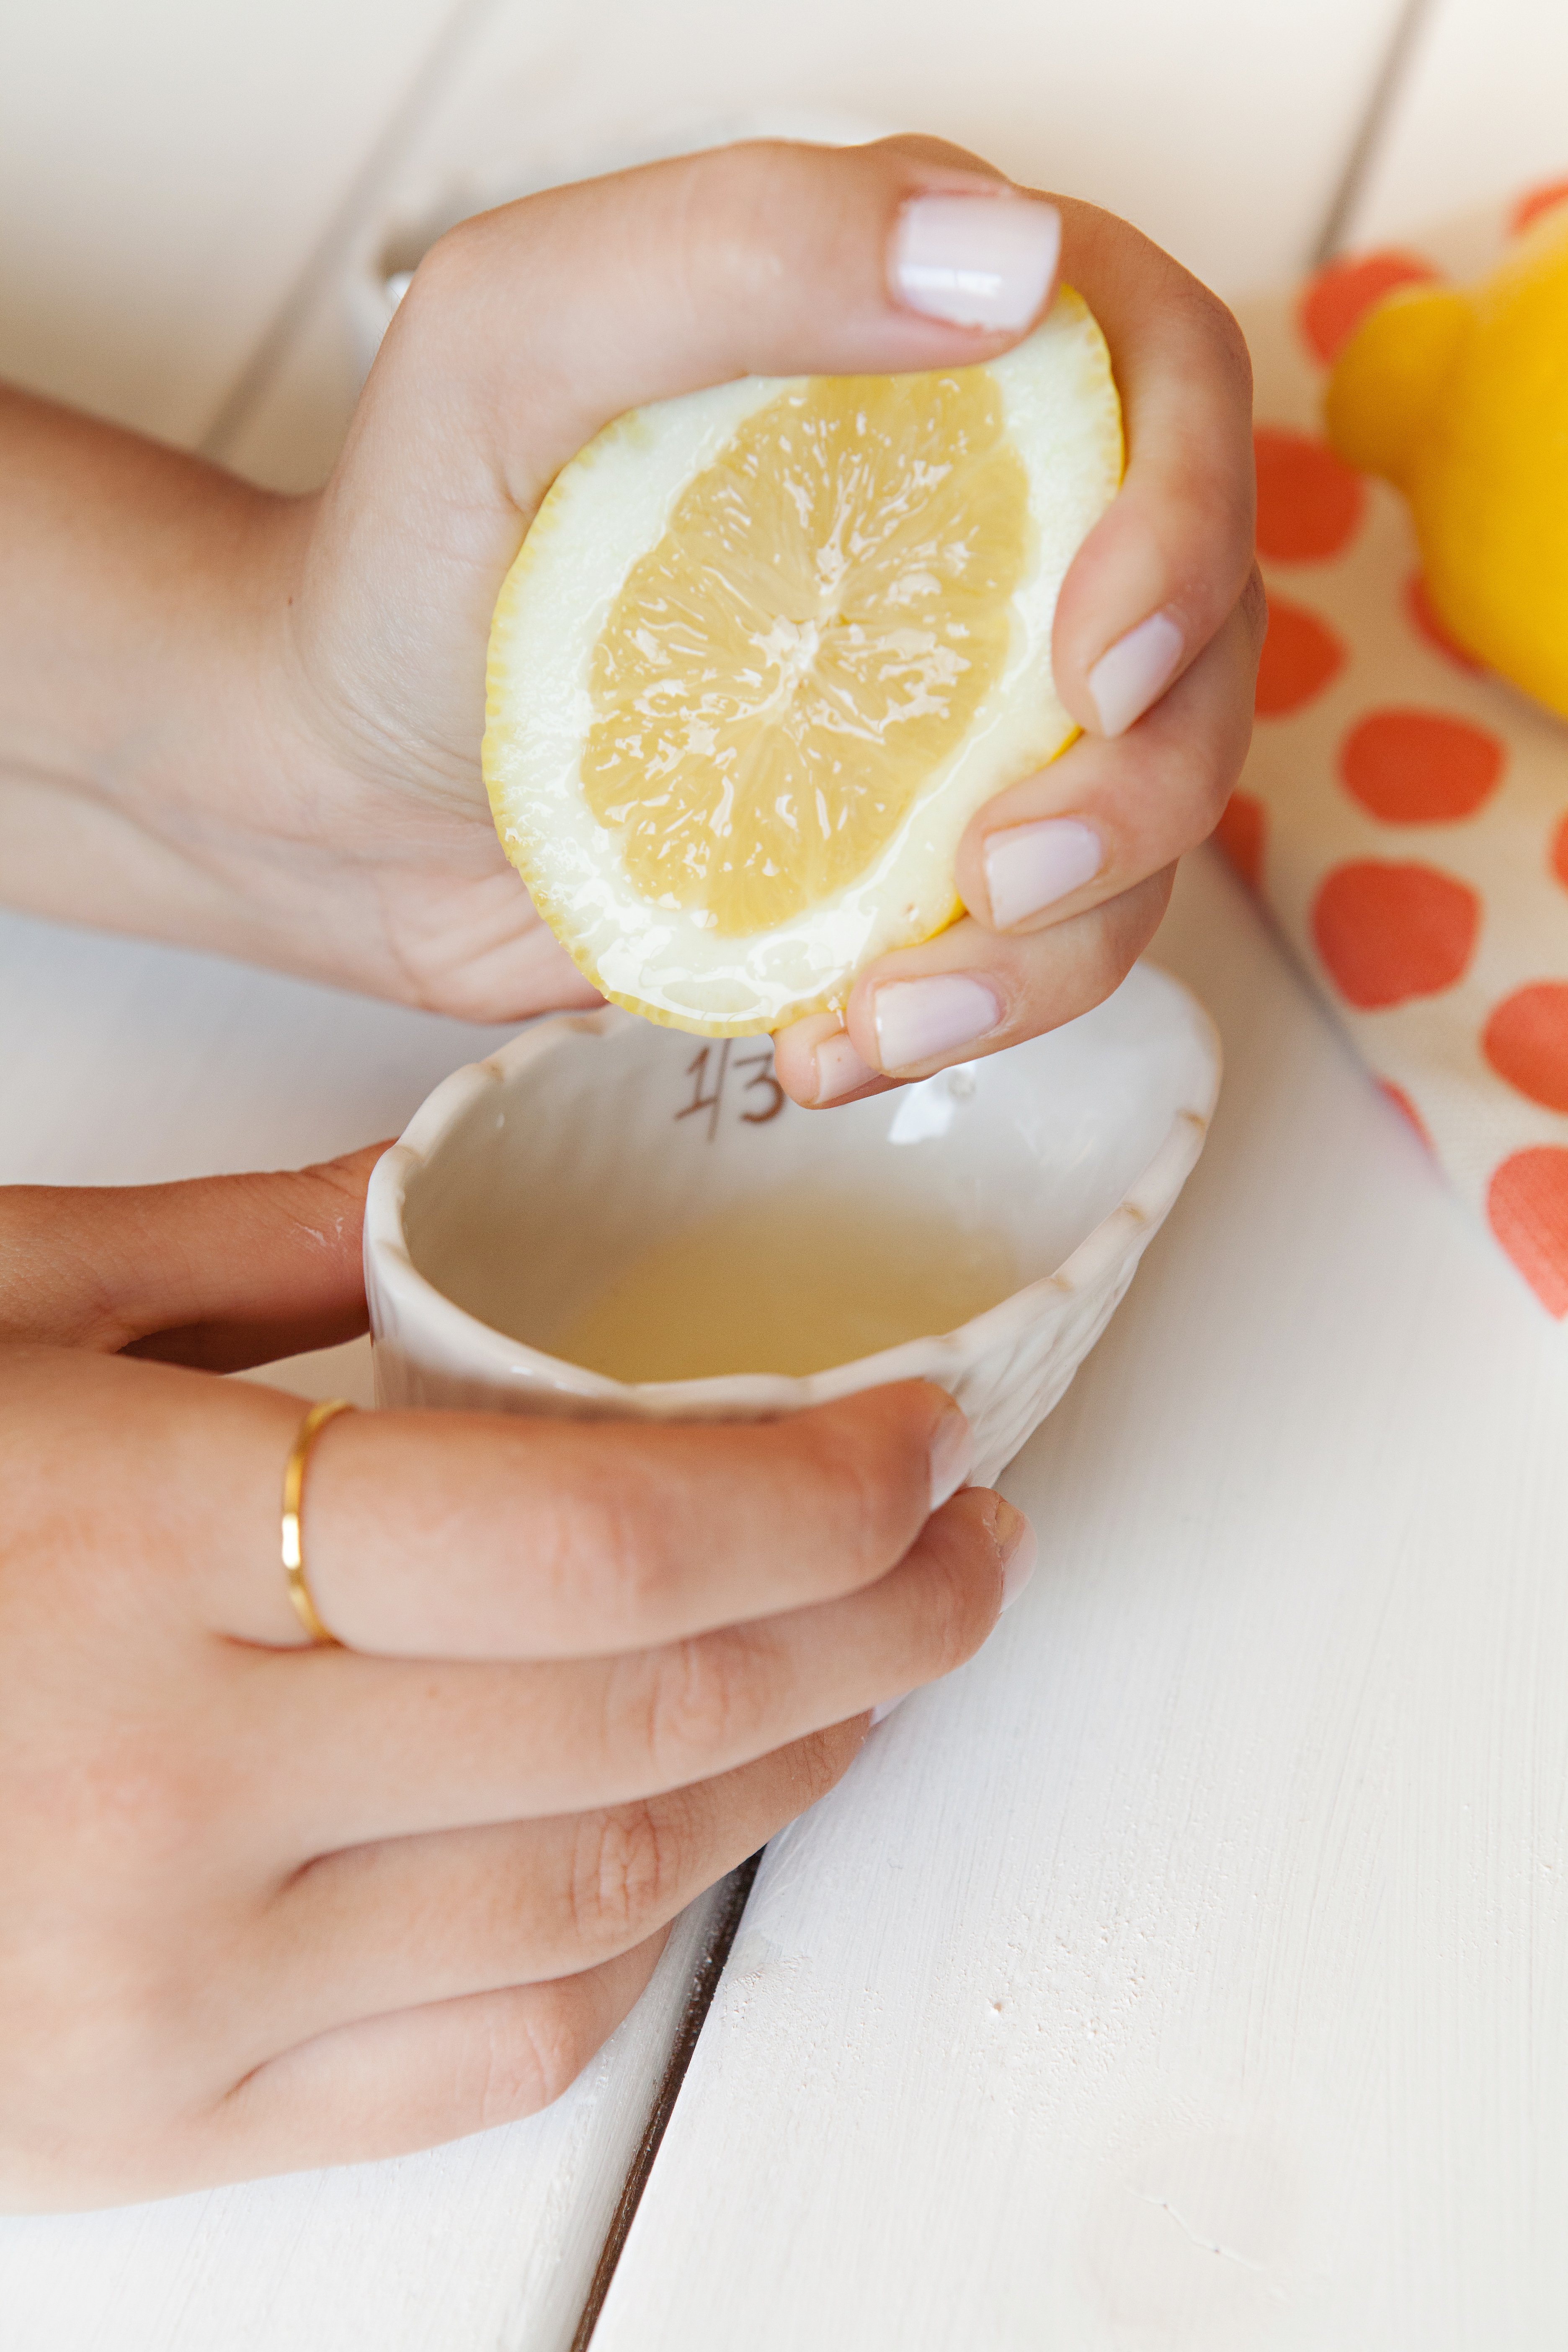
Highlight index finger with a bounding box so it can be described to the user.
[215,1375,972,1658]
[1047,195,1256,738]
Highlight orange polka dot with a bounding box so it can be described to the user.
[1406,573,1483,672]
[1297,249,1441,365]
[1339,709,1505,823]
[1511,179,1568,237]
[1213,792,1265,891]
[1483,983,1568,1113]
[1255,427,1366,563]
[1488,1147,1568,1317]
[1552,812,1568,893]
[1378,1079,1432,1148]
[1312,861,1479,1008]
[1255,596,1346,716]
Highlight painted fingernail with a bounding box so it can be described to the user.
[995,1501,1037,1611]
[1086,609,1185,737]
[929,1400,973,1511]
[873,974,1001,1071]
[871,1692,913,1727]
[811,1027,878,1104]
[984,818,1103,929]
[891,194,1061,331]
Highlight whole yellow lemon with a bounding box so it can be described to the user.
[1324,201,1568,719]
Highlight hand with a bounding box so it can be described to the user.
[774,146,1265,1105]
[0,139,1259,1093]
[0,1154,1024,2209]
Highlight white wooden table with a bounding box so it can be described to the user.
[3,5,1566,2344]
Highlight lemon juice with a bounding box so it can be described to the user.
[546,1186,1017,1382]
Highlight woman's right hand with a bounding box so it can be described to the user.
[0,1152,1028,2210]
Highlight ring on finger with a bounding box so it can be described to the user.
[281,1398,355,1646]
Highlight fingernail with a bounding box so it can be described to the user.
[984,818,1103,929]
[811,1028,878,1105]
[891,194,1061,331]
[929,1400,973,1511]
[871,1692,913,1727]
[873,974,1001,1071]
[1086,610,1184,738]
[995,1501,1037,1611]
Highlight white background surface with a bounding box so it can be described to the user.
[2,1,1565,2344]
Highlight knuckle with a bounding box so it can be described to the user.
[570,1489,677,1620]
[472,1996,587,2126]
[922,1514,1001,1676]
[1084,868,1177,988]
[1241,564,1270,650]
[787,1721,863,1808]
[797,1400,921,1578]
[395,213,493,327]
[1163,269,1254,416]
[570,1799,684,1948]
[672,143,779,294]
[641,1635,751,1777]
[1189,728,1246,830]
[1173,467,1255,575]
[808,1441,885,1577]
[1203,291,1255,405]
[677,139,871,319]
[293,1147,379,1230]
[1124,669,1246,835]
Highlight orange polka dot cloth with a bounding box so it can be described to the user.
[1225,180,1568,1318]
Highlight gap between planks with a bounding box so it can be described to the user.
[570,1853,764,2352]
[198,0,501,464]
[1309,0,1434,265]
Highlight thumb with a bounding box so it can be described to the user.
[0,1145,384,1370]
[370,136,1061,522]
[301,138,1061,769]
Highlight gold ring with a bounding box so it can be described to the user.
[281,1398,355,1645]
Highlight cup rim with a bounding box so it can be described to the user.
[364,966,1221,1411]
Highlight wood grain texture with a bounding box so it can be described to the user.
[589,848,1568,2348]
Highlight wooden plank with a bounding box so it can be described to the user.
[346,0,1414,293]
[588,848,1568,2347]
[217,0,1413,489]
[0,0,472,445]
[0,906,730,2351]
[1343,0,1568,247]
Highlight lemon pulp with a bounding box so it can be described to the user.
[485,294,1123,1034]
[583,371,1029,936]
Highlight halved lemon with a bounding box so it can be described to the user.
[484,290,1122,1035]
